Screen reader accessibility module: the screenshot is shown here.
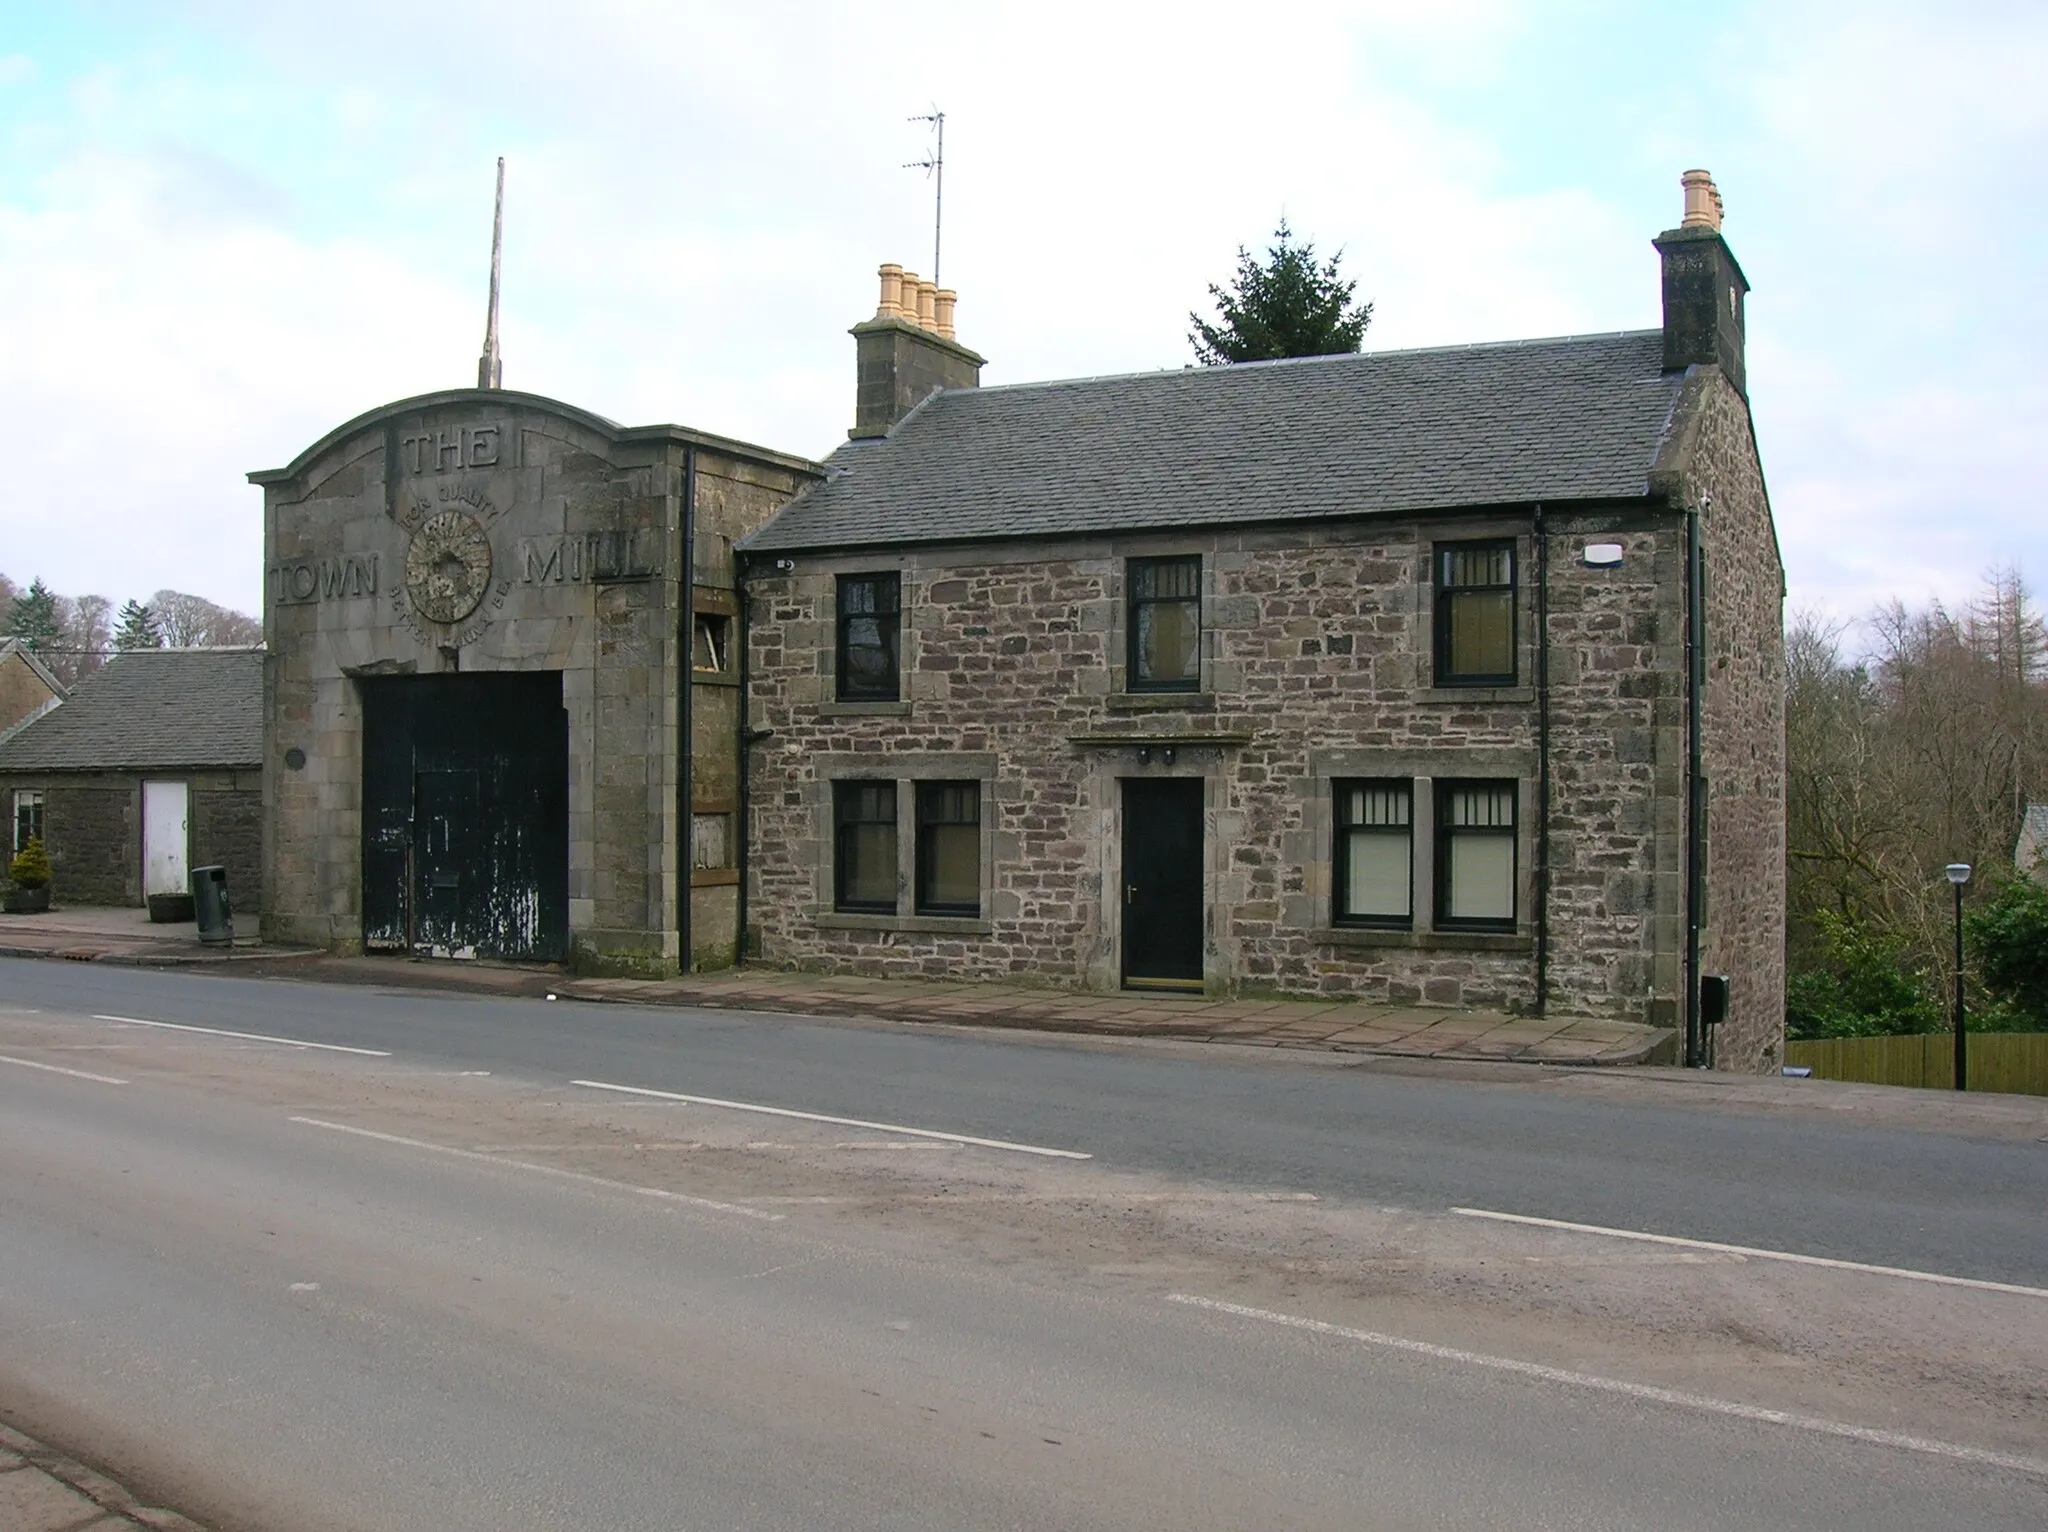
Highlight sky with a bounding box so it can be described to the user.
[1,0,2043,628]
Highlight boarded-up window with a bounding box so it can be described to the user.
[1437,782,1517,927]
[916,781,980,916]
[691,812,732,870]
[693,613,731,673]
[1335,781,1410,927]
[1435,542,1516,685]
[834,781,897,911]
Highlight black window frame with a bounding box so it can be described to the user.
[832,779,898,912]
[1126,554,1202,693]
[1333,779,1413,929]
[1434,779,1519,932]
[1433,539,1517,687]
[835,572,901,702]
[14,789,44,854]
[914,780,982,917]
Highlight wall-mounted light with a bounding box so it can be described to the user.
[773,558,796,573]
[1583,543,1624,568]
[1162,746,1177,765]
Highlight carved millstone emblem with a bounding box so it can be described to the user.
[405,511,493,624]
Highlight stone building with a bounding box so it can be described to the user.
[740,172,1786,1070]
[0,637,65,746]
[251,391,819,970]
[0,648,262,911]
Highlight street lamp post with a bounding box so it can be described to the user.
[1945,863,1972,1092]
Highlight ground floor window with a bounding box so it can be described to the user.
[834,781,897,911]
[916,781,981,915]
[1334,780,1411,927]
[13,789,43,854]
[1436,781,1517,929]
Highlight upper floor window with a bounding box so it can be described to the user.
[1334,781,1411,928]
[1436,781,1517,929]
[1128,555,1201,692]
[833,781,897,911]
[915,781,981,916]
[1434,541,1515,686]
[692,612,732,674]
[837,573,901,701]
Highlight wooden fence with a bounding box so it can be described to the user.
[1783,1032,2048,1096]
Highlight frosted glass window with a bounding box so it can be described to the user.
[1437,783,1517,927]
[1335,781,1411,926]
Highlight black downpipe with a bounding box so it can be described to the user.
[679,446,697,973]
[1683,498,1707,1067]
[735,560,752,965]
[1533,503,1550,1019]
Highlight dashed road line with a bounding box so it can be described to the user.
[0,1053,127,1085]
[1166,1293,2048,1477]
[288,1115,783,1221]
[96,1014,390,1057]
[1452,1206,2048,1300]
[571,1079,1092,1160]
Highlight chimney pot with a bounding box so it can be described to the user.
[1681,168,1722,231]
[877,263,905,320]
[899,272,921,326]
[933,288,957,339]
[915,279,938,331]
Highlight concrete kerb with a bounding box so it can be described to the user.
[0,1423,209,1532]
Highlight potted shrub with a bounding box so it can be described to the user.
[5,836,53,914]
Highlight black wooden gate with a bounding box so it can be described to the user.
[1120,777,1205,989]
[361,672,568,962]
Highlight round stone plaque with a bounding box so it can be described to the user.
[405,511,493,624]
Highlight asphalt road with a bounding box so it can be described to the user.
[3,957,2044,1286]
[3,1039,2043,1532]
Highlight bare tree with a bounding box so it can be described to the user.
[148,589,261,648]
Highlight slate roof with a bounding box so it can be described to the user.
[0,648,264,772]
[745,330,1688,553]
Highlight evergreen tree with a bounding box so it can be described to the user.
[114,598,162,650]
[5,577,61,654]
[1189,220,1374,365]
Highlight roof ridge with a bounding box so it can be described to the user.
[962,328,1664,399]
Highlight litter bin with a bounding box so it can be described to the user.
[191,865,233,947]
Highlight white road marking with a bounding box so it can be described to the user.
[289,1283,320,1293]
[1453,1207,2048,1300]
[0,1053,128,1085]
[571,1079,1093,1160]
[1165,1294,2048,1478]
[288,1116,783,1221]
[96,1015,390,1057]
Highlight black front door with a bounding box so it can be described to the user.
[1121,778,1204,989]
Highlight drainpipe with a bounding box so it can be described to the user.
[679,446,697,974]
[735,558,752,966]
[1683,495,1708,1067]
[1534,503,1550,1020]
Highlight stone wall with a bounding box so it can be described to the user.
[257,392,815,968]
[1654,367,1788,1070]
[745,502,1733,1027]
[1,769,258,909]
[0,651,61,736]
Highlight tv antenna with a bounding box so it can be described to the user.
[904,108,944,285]
[477,156,505,389]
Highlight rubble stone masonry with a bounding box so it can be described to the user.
[747,402,1784,1064]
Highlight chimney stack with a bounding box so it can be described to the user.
[1653,168,1749,397]
[849,261,985,438]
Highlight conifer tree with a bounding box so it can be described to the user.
[5,577,61,654]
[114,598,162,650]
[1189,219,1374,365]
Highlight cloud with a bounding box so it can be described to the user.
[1,0,2043,624]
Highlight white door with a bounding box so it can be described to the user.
[142,780,189,901]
